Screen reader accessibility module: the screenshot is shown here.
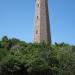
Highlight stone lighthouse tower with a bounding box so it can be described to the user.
[33,0,51,44]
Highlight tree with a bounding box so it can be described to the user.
[56,46,75,75]
[0,36,75,75]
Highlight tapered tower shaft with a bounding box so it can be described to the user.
[33,0,51,43]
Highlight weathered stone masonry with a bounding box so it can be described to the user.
[33,0,51,44]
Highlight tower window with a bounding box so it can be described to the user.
[37,16,38,19]
[36,30,38,34]
[38,4,39,7]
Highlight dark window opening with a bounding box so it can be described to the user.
[36,30,38,34]
[37,16,38,19]
[38,4,39,7]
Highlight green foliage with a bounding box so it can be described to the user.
[0,36,75,75]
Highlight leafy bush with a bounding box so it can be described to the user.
[0,36,75,75]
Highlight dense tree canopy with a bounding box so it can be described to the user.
[0,36,75,75]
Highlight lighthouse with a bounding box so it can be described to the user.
[33,0,51,44]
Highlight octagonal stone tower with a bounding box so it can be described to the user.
[33,0,51,44]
